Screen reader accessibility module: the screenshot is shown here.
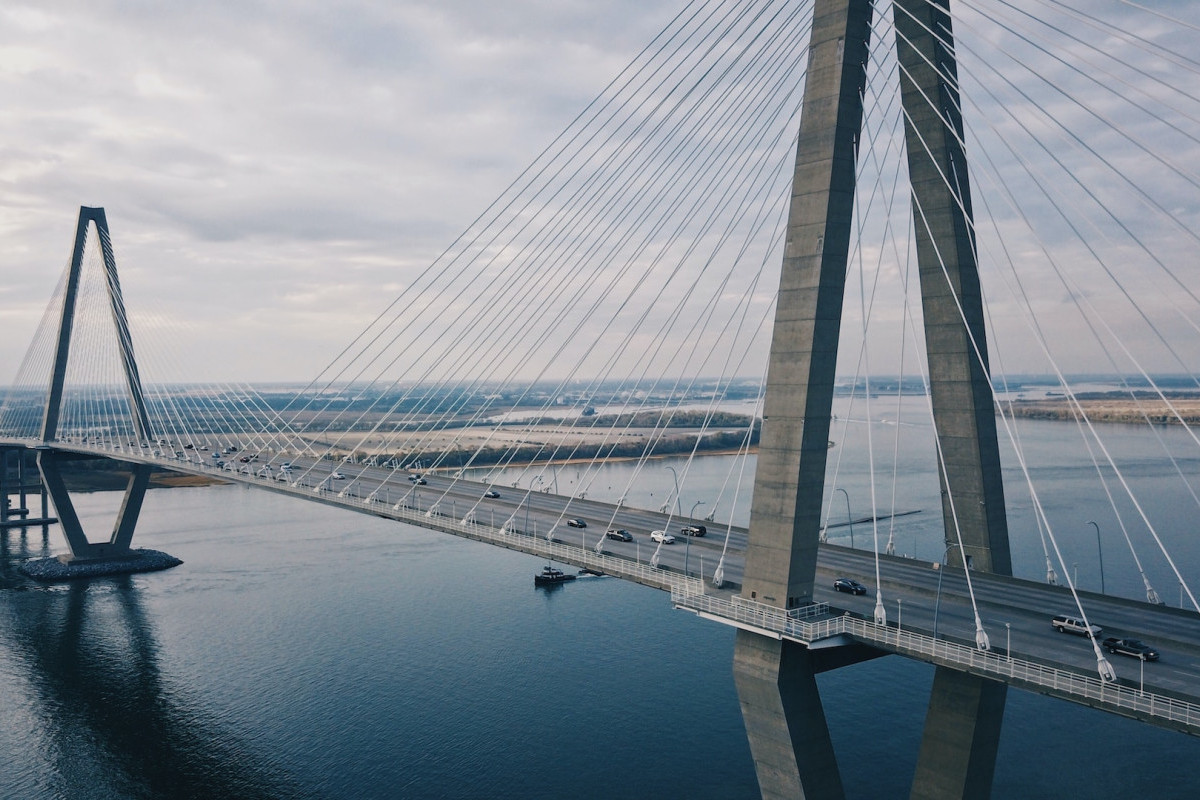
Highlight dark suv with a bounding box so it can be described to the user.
[679,524,707,537]
[605,529,633,542]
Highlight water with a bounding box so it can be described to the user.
[4,408,1200,798]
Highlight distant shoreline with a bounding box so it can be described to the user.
[1002,393,1200,425]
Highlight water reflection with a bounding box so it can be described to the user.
[0,552,313,800]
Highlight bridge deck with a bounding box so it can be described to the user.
[7,439,1200,733]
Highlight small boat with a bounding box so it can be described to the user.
[534,565,577,586]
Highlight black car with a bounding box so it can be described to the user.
[833,578,868,595]
[483,490,500,498]
[1102,637,1160,661]
[605,529,633,542]
[566,518,587,528]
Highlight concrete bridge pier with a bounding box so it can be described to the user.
[0,446,54,531]
[911,668,1007,799]
[734,631,844,800]
[35,449,153,563]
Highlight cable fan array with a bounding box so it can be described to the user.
[1,1,1198,681]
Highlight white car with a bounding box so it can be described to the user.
[650,530,676,544]
[1051,614,1101,638]
[330,472,346,480]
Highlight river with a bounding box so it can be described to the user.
[3,401,1200,798]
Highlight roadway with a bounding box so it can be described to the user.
[12,440,1200,708]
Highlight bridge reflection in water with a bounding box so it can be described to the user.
[0,550,310,800]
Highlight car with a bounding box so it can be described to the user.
[606,529,633,542]
[330,472,346,480]
[414,478,427,485]
[1051,615,1102,638]
[833,578,868,595]
[679,524,707,537]
[566,518,587,528]
[483,490,500,498]
[408,474,422,482]
[650,530,675,544]
[1102,637,1160,661]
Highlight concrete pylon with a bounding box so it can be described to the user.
[736,0,1013,795]
[891,1,1011,796]
[734,1,872,797]
[37,207,157,563]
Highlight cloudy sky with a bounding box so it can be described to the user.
[0,0,683,381]
[2,0,1198,386]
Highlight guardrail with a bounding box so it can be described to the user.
[671,587,1200,732]
[5,440,706,594]
[19,440,1200,732]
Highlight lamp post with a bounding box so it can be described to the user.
[685,500,705,577]
[896,598,902,639]
[835,487,853,548]
[1006,622,1011,661]
[665,466,682,515]
[1088,520,1105,595]
[933,542,962,639]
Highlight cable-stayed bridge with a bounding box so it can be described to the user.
[4,1,1200,797]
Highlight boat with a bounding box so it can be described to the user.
[534,565,577,586]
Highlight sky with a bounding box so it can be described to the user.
[2,0,1198,386]
[0,0,681,382]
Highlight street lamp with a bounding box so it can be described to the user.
[1006,622,1011,661]
[835,487,853,548]
[933,542,962,639]
[665,466,682,515]
[1088,520,1105,595]
[685,500,705,577]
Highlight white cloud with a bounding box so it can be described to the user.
[0,0,681,381]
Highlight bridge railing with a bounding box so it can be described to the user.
[672,587,1200,732]
[2,441,706,594]
[20,443,1200,731]
[328,488,706,595]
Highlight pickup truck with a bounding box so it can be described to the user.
[1102,637,1160,661]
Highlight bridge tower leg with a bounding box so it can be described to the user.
[734,1,872,797]
[738,0,1013,795]
[33,207,163,568]
[891,1,1012,797]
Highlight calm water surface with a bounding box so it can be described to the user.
[4,407,1200,798]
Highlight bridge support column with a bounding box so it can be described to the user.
[736,0,871,794]
[15,207,179,581]
[36,449,153,562]
[892,0,1013,794]
[733,630,843,800]
[910,667,1006,800]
